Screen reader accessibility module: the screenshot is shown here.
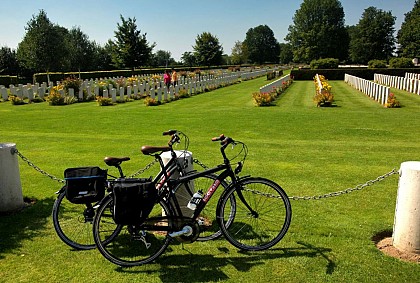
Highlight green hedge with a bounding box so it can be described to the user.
[290,68,420,80]
[0,75,19,86]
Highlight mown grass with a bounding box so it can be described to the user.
[0,76,419,283]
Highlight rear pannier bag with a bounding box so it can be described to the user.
[112,178,157,225]
[64,167,107,204]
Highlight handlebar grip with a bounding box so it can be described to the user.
[211,134,225,141]
[163,130,177,136]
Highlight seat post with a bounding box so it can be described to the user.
[116,164,124,178]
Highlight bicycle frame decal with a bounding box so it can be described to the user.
[202,179,221,203]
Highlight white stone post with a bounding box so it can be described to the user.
[0,143,24,212]
[393,161,420,254]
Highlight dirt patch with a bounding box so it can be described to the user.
[373,231,420,264]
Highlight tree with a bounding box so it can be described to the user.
[17,10,70,79]
[151,50,175,67]
[0,47,19,75]
[94,41,114,71]
[181,51,196,67]
[286,0,348,63]
[279,43,293,64]
[193,32,223,66]
[349,7,396,64]
[68,27,96,73]
[230,41,247,65]
[243,25,279,64]
[397,0,420,58]
[112,15,155,70]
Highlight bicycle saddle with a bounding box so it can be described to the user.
[104,156,130,166]
[141,145,171,155]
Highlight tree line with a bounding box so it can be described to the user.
[0,0,419,78]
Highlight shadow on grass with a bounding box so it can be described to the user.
[115,241,335,282]
[0,197,54,259]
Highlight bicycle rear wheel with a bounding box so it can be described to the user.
[52,190,97,250]
[52,190,121,250]
[217,177,291,251]
[93,195,172,267]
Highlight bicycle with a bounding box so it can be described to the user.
[93,134,292,267]
[52,130,227,250]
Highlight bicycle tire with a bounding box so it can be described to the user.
[52,190,121,250]
[52,190,97,250]
[217,177,291,251]
[93,194,172,267]
[172,173,236,241]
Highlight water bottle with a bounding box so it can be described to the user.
[187,190,203,210]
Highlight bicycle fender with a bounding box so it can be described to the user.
[55,185,66,195]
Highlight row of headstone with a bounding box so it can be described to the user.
[374,73,420,96]
[0,83,49,101]
[1,69,269,102]
[345,74,390,106]
[314,74,326,95]
[405,72,420,80]
[259,74,291,93]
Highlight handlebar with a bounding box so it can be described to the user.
[162,130,177,136]
[212,134,234,146]
[163,130,183,147]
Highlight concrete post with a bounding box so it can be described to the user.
[0,143,24,212]
[160,150,194,216]
[393,161,420,254]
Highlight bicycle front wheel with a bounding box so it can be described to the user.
[52,189,97,250]
[93,195,172,267]
[217,177,291,251]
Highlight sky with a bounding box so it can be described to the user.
[0,0,416,61]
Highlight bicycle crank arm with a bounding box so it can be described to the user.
[168,226,193,238]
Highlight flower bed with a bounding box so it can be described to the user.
[314,74,334,107]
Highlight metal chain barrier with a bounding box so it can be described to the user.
[289,168,399,200]
[127,159,158,178]
[13,148,158,184]
[13,149,399,200]
[193,159,399,201]
[12,148,65,184]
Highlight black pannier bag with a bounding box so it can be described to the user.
[64,167,107,204]
[112,178,157,225]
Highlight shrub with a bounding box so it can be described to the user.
[143,97,160,106]
[310,58,339,69]
[178,88,190,99]
[62,76,81,94]
[46,86,65,105]
[368,60,387,69]
[389,58,414,68]
[386,93,401,108]
[96,96,114,106]
[10,95,26,105]
[252,92,275,106]
[314,91,334,107]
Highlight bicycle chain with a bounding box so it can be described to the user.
[13,148,399,200]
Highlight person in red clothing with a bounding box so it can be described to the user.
[163,69,171,91]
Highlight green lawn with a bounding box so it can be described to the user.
[0,76,419,282]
